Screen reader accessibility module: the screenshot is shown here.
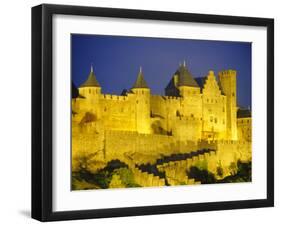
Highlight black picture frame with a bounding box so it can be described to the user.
[32,4,274,222]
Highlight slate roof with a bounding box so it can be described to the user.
[194,77,207,89]
[176,64,199,87]
[132,68,149,89]
[237,108,252,118]
[165,76,178,90]
[80,66,100,88]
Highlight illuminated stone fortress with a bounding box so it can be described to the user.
[72,62,252,187]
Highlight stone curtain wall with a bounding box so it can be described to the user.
[104,130,176,162]
[72,121,251,179]
[72,122,105,172]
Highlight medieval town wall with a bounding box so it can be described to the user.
[104,130,176,162]
[99,94,137,132]
[237,117,252,142]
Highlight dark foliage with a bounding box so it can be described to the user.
[188,166,216,184]
[188,160,252,184]
[72,160,134,189]
[219,161,252,183]
[103,160,129,172]
[72,82,79,98]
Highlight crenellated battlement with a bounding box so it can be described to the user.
[165,95,181,100]
[218,69,237,77]
[199,139,250,145]
[101,94,130,101]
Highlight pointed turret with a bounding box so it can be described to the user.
[78,65,101,120]
[131,67,151,134]
[177,62,199,87]
[80,65,100,88]
[132,66,149,89]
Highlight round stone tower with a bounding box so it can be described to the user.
[218,70,238,140]
[78,65,101,119]
[131,67,151,134]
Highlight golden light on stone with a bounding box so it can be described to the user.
[71,63,252,190]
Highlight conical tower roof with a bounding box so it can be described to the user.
[176,61,199,87]
[80,65,100,88]
[132,67,149,89]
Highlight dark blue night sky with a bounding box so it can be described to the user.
[71,34,252,108]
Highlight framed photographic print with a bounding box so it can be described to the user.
[32,4,274,221]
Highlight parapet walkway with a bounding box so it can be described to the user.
[136,148,216,186]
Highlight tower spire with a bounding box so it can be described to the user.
[80,64,100,88]
[132,66,149,89]
[90,63,93,73]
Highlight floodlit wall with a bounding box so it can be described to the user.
[71,68,251,180]
[237,117,252,142]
